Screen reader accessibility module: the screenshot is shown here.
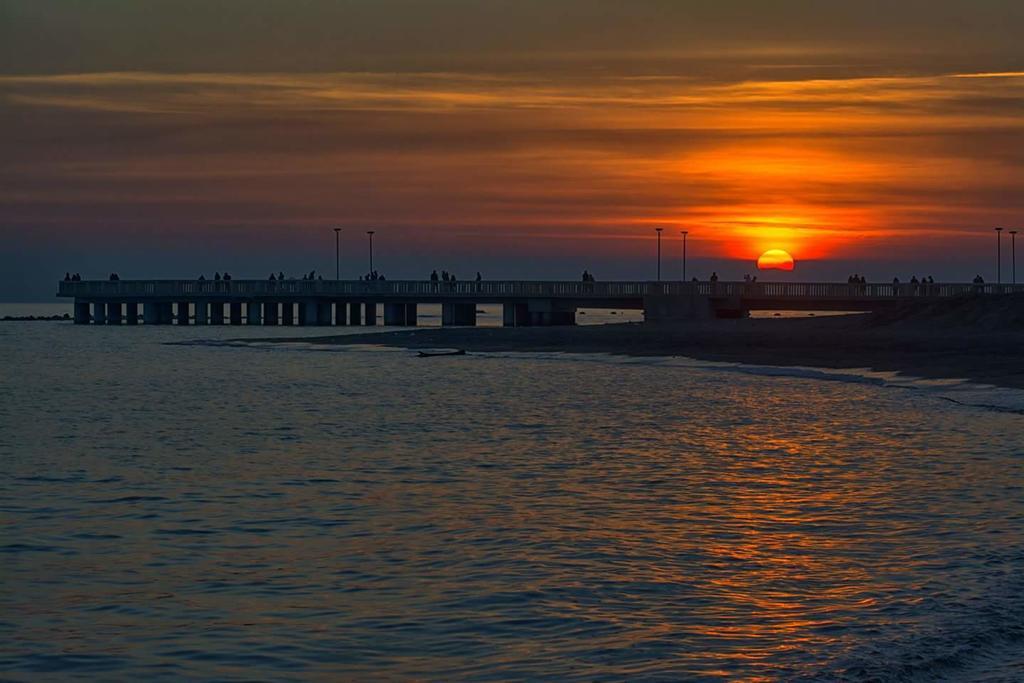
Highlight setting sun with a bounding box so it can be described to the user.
[757,249,795,271]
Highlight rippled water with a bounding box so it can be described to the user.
[1,318,1023,681]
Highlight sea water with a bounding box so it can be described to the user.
[1,308,1022,681]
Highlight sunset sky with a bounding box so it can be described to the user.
[3,1,1024,299]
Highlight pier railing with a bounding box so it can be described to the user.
[57,279,1024,299]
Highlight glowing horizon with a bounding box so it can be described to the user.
[2,1,1023,298]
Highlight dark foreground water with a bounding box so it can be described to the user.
[1,317,1023,681]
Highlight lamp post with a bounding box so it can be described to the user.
[680,230,688,281]
[995,227,1003,284]
[333,227,341,279]
[1011,230,1018,285]
[366,230,375,275]
[655,227,663,281]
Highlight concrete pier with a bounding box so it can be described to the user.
[62,279,1024,328]
[442,302,477,326]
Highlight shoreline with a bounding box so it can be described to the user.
[243,315,1024,390]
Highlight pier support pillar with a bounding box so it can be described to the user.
[334,302,347,325]
[195,300,209,325]
[264,302,279,325]
[210,302,224,325]
[384,303,407,326]
[126,302,139,325]
[229,302,243,325]
[247,302,262,325]
[442,302,477,326]
[525,300,575,326]
[349,302,362,325]
[299,301,317,326]
[176,302,189,325]
[74,301,90,324]
[92,302,107,325]
[317,302,332,326]
[364,302,377,326]
[143,302,160,325]
[405,303,418,326]
[106,302,123,325]
[503,303,529,327]
[282,302,296,326]
[642,294,714,323]
[158,303,174,325]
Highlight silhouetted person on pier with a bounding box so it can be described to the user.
[214,272,221,281]
[223,272,231,281]
[64,272,70,281]
[269,273,276,281]
[198,274,206,281]
[110,273,120,281]
[278,271,284,281]
[476,272,482,282]
[710,272,718,282]
[431,270,439,282]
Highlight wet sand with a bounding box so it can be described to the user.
[254,313,1024,390]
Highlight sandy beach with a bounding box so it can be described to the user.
[254,299,1024,390]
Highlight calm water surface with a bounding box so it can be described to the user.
[1,315,1022,681]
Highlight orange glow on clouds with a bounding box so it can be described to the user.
[757,249,795,271]
[2,70,1024,268]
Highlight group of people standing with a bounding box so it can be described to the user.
[197,272,232,281]
[430,270,482,283]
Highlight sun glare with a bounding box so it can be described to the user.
[757,249,795,271]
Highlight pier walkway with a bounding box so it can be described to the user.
[57,279,1024,326]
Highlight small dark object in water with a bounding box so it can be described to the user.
[417,349,467,358]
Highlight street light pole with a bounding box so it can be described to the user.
[334,227,341,279]
[680,230,688,281]
[366,230,375,275]
[1011,230,1018,285]
[655,227,663,281]
[995,227,1003,284]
